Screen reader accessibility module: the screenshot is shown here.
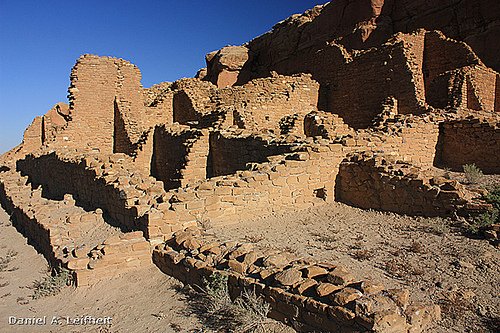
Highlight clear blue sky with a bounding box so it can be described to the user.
[0,0,325,154]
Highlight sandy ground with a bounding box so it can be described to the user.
[211,202,500,333]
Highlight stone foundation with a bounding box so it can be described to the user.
[153,228,441,333]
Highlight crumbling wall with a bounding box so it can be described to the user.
[144,82,175,126]
[172,79,217,125]
[327,32,426,129]
[435,119,500,173]
[208,131,295,177]
[0,169,151,286]
[162,143,344,228]
[16,152,166,233]
[21,117,44,151]
[422,31,499,111]
[153,228,441,333]
[19,103,71,152]
[465,67,498,111]
[222,74,319,133]
[171,74,319,134]
[60,55,145,154]
[150,126,209,190]
[304,111,354,139]
[423,31,481,90]
[358,116,441,168]
[336,154,470,216]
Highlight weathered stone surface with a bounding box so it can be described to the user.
[274,268,303,286]
[295,279,318,295]
[263,253,290,268]
[405,305,442,333]
[330,287,363,306]
[228,259,247,274]
[303,265,328,278]
[205,46,252,88]
[316,282,342,297]
[327,266,356,286]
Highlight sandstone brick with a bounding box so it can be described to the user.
[327,267,355,286]
[316,283,343,297]
[330,287,363,306]
[67,258,90,270]
[274,268,303,287]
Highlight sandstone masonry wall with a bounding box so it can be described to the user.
[144,82,175,126]
[208,131,295,178]
[153,228,440,333]
[172,74,319,134]
[336,154,470,216]
[328,33,425,128]
[164,143,343,228]
[436,119,500,173]
[60,55,145,154]
[0,169,151,287]
[151,125,209,190]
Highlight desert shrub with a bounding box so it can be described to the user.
[468,186,500,235]
[463,164,483,184]
[199,272,271,332]
[202,272,233,315]
[0,250,18,272]
[351,249,374,261]
[443,167,452,180]
[31,266,73,299]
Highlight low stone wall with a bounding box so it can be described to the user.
[17,152,153,232]
[436,118,500,173]
[353,114,441,168]
[14,150,191,241]
[153,228,441,333]
[0,170,151,286]
[162,142,345,230]
[304,111,354,139]
[73,231,152,287]
[336,154,472,216]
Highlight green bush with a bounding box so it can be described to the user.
[469,186,500,235]
[463,164,483,184]
[31,266,73,299]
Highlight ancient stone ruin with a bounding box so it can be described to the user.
[1,1,499,332]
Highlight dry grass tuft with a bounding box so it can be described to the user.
[31,266,73,299]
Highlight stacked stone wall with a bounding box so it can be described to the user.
[60,55,145,154]
[336,154,470,216]
[172,74,319,134]
[144,82,175,126]
[327,33,426,129]
[165,143,344,228]
[436,119,500,173]
[150,126,207,190]
[0,170,151,287]
[153,228,440,333]
[208,131,295,177]
[16,152,164,233]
